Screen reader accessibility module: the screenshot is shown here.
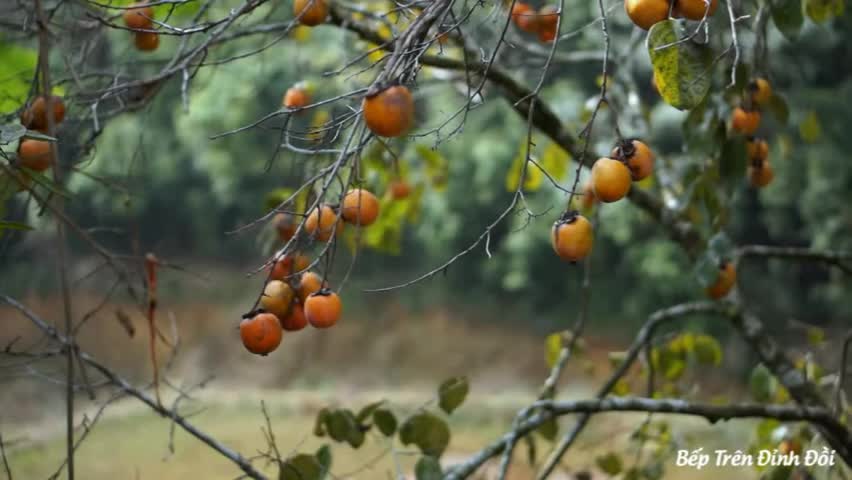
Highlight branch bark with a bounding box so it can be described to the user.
[0,294,269,480]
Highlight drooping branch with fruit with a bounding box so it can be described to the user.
[1,0,850,479]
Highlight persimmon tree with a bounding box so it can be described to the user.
[0,0,850,479]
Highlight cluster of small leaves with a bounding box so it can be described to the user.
[310,377,469,479]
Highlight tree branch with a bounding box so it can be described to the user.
[737,245,852,274]
[0,294,269,480]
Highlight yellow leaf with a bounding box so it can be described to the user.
[291,25,312,42]
[308,110,330,143]
[799,111,822,143]
[539,142,570,181]
[545,333,562,368]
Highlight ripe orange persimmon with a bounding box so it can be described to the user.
[305,205,343,241]
[611,139,655,181]
[731,107,760,135]
[675,0,717,20]
[779,439,802,456]
[272,213,297,242]
[270,253,311,280]
[551,213,594,262]
[341,188,380,226]
[123,2,154,30]
[134,31,160,51]
[17,139,53,171]
[625,0,670,30]
[706,261,736,299]
[750,78,772,105]
[591,157,631,202]
[21,96,65,131]
[511,2,539,32]
[746,137,769,161]
[580,181,597,210]
[389,180,412,200]
[305,289,342,329]
[240,312,283,355]
[293,0,328,26]
[280,302,308,331]
[363,85,414,138]
[748,159,774,188]
[298,271,323,302]
[260,280,295,317]
[283,86,310,110]
[536,6,559,42]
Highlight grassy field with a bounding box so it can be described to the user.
[4,385,760,480]
[2,288,757,479]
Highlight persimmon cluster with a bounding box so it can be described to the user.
[240,189,383,355]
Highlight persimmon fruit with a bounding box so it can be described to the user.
[21,96,65,131]
[363,85,414,138]
[675,0,717,20]
[260,280,295,318]
[625,0,670,30]
[390,180,412,199]
[240,312,283,355]
[748,159,774,188]
[750,78,772,105]
[551,213,594,262]
[293,0,328,26]
[298,271,323,302]
[283,86,310,110]
[305,205,343,241]
[591,157,631,202]
[580,181,597,210]
[706,261,736,299]
[279,301,308,331]
[746,137,769,161]
[536,6,559,42]
[341,188,380,226]
[511,2,539,32]
[270,253,311,280]
[17,139,53,171]
[305,289,342,329]
[135,31,160,51]
[272,213,297,242]
[611,139,655,181]
[731,107,760,135]
[123,2,154,30]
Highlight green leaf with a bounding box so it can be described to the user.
[806,327,825,346]
[536,416,558,441]
[415,144,449,191]
[596,452,624,476]
[755,419,782,443]
[545,333,562,368]
[0,221,33,232]
[771,0,804,40]
[314,408,330,436]
[324,409,364,448]
[315,445,332,476]
[799,111,822,143]
[0,124,26,145]
[719,136,747,193]
[356,401,385,425]
[373,408,397,436]
[707,232,734,258]
[280,454,323,480]
[647,20,714,111]
[414,456,443,480]
[0,42,38,113]
[438,377,469,415]
[399,412,451,458]
[693,252,721,289]
[766,94,790,124]
[805,0,844,22]
[693,334,723,366]
[749,364,778,403]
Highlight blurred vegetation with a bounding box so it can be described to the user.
[1,0,850,339]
